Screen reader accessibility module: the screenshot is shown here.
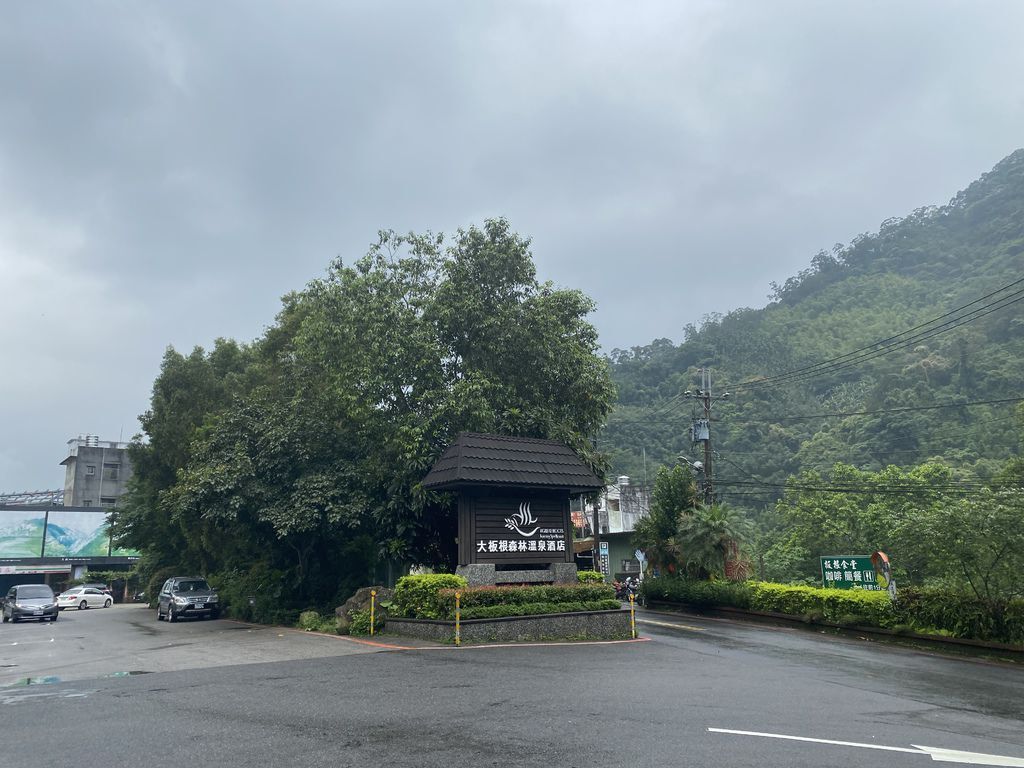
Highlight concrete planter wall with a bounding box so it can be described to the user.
[388,609,632,643]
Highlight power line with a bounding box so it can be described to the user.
[608,395,1023,425]
[730,277,1024,392]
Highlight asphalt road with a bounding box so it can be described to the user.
[1,605,1021,768]
[0,602,378,686]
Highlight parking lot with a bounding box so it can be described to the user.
[0,602,382,687]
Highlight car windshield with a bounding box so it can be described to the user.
[175,580,210,592]
[61,588,83,595]
[18,586,53,599]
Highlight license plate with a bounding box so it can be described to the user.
[32,610,42,615]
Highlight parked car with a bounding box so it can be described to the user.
[81,583,114,597]
[57,586,114,610]
[157,576,221,622]
[2,584,59,623]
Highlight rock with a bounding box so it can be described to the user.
[334,585,393,633]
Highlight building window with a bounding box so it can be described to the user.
[82,499,93,507]
[100,497,117,507]
[103,463,120,480]
[86,465,96,476]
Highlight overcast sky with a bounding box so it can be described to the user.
[2,1,1023,492]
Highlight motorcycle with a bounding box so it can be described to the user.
[615,577,639,602]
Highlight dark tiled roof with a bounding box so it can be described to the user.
[421,433,604,492]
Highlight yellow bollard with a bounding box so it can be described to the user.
[370,589,377,637]
[455,591,461,647]
[629,593,636,639]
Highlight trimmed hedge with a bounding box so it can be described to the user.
[641,577,753,610]
[641,577,1024,645]
[438,584,616,620]
[893,587,1024,645]
[394,580,619,620]
[392,574,468,619]
[460,600,622,620]
[577,570,605,583]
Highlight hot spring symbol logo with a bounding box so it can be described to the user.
[505,502,539,537]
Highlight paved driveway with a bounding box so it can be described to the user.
[0,603,388,686]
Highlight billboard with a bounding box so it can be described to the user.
[44,509,113,556]
[0,509,47,557]
[0,507,139,559]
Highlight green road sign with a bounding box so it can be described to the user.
[819,556,880,590]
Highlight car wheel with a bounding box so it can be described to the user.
[1,612,8,623]
[210,610,220,620]
[167,607,177,623]
[104,598,112,608]
[10,614,17,624]
[79,600,88,610]
[51,614,58,622]
[156,605,163,621]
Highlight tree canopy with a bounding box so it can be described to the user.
[112,219,615,609]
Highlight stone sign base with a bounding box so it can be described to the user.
[388,609,632,644]
[456,562,578,587]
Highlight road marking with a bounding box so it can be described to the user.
[638,619,705,632]
[3,638,57,647]
[913,746,1024,767]
[708,728,1024,766]
[709,728,922,754]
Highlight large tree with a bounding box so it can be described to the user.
[114,219,615,606]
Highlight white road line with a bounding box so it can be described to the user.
[638,618,705,632]
[708,728,1024,766]
[913,746,1024,767]
[708,727,924,754]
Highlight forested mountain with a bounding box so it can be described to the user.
[604,149,1024,513]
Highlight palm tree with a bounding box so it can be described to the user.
[675,503,753,579]
[633,465,698,575]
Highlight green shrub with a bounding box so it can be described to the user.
[577,570,605,583]
[460,599,622,620]
[392,574,468,619]
[348,608,385,636]
[430,584,616,619]
[317,616,340,635]
[893,587,1024,644]
[642,577,752,609]
[298,610,322,631]
[208,564,293,624]
[749,583,895,627]
[641,576,1024,644]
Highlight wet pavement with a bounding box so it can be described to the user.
[0,602,1020,768]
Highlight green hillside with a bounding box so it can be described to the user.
[604,149,1024,509]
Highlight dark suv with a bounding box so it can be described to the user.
[156,576,221,622]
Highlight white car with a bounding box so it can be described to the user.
[57,586,113,611]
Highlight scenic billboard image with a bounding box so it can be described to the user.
[43,509,114,557]
[0,508,47,557]
[0,508,140,560]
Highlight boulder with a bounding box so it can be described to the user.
[334,585,393,633]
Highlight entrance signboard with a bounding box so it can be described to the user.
[819,556,880,590]
[469,496,568,565]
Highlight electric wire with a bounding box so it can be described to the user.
[728,277,1024,392]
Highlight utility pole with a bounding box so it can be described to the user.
[684,367,728,506]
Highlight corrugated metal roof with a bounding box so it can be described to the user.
[421,432,604,492]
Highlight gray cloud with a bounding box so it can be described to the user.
[2,1,1024,490]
